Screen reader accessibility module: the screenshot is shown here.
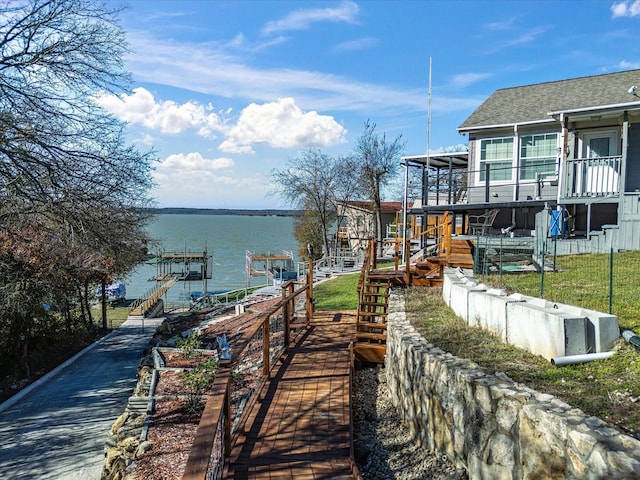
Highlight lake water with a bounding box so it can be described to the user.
[123,214,298,306]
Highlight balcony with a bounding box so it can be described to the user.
[561,156,622,199]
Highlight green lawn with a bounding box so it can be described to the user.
[313,273,360,311]
[313,259,640,436]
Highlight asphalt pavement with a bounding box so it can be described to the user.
[0,316,164,480]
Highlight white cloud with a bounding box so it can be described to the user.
[152,167,269,208]
[219,98,347,153]
[160,152,234,171]
[124,31,446,115]
[484,26,549,54]
[261,0,359,35]
[611,1,640,17]
[617,59,640,69]
[96,87,226,136]
[450,72,493,88]
[333,37,377,53]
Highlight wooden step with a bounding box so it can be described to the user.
[356,331,387,342]
[358,310,388,317]
[356,321,388,330]
[353,344,386,364]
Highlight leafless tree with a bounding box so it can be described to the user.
[353,120,406,256]
[0,0,155,347]
[271,148,354,258]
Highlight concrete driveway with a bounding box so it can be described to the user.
[0,317,163,480]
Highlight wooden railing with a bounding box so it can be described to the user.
[182,273,313,480]
[383,212,453,273]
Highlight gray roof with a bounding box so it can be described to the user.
[458,69,640,132]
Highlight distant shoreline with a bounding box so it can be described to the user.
[151,207,302,217]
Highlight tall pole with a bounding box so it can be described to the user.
[427,56,432,165]
[402,162,409,265]
[425,57,432,247]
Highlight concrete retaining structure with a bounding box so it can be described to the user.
[442,269,619,360]
[385,290,640,479]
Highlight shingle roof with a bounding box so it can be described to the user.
[458,69,640,132]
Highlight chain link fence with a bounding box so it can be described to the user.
[474,230,640,324]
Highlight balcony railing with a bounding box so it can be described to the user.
[423,157,623,206]
[562,156,622,198]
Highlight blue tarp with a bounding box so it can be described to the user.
[96,283,126,300]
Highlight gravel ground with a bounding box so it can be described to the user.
[353,366,469,480]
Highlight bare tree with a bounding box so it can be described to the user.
[353,120,406,256]
[0,0,155,359]
[271,148,352,258]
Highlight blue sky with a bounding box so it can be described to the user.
[99,0,640,209]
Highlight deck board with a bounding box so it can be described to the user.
[226,311,357,479]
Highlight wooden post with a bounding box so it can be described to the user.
[371,239,377,269]
[282,285,290,350]
[263,318,270,379]
[394,239,399,272]
[404,234,411,284]
[306,258,314,322]
[224,375,231,458]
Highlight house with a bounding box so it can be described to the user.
[336,200,403,255]
[405,69,640,254]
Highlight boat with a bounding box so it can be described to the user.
[95,282,127,303]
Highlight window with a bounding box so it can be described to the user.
[583,132,617,158]
[479,137,513,181]
[520,133,558,180]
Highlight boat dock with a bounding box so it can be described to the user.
[148,249,212,281]
[245,250,296,285]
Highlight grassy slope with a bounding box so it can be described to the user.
[313,262,640,437]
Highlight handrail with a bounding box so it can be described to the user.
[182,273,314,479]
[129,276,178,316]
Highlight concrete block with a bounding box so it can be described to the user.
[467,288,514,341]
[506,300,569,360]
[442,269,464,307]
[505,294,618,354]
[447,278,487,323]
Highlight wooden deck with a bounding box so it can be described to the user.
[225,311,358,479]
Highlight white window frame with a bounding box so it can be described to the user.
[476,136,514,185]
[581,131,619,158]
[519,133,559,182]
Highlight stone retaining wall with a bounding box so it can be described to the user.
[385,289,640,479]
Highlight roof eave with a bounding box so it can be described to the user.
[548,100,640,117]
[457,118,556,134]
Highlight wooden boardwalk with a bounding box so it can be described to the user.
[225,311,358,479]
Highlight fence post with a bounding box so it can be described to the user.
[473,230,480,274]
[483,234,489,276]
[540,240,546,297]
[609,247,614,315]
[499,235,503,284]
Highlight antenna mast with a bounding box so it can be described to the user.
[427,56,432,161]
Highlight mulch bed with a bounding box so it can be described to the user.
[128,296,282,479]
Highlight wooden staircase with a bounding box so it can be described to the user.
[353,240,390,364]
[353,272,390,364]
[351,218,475,364]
